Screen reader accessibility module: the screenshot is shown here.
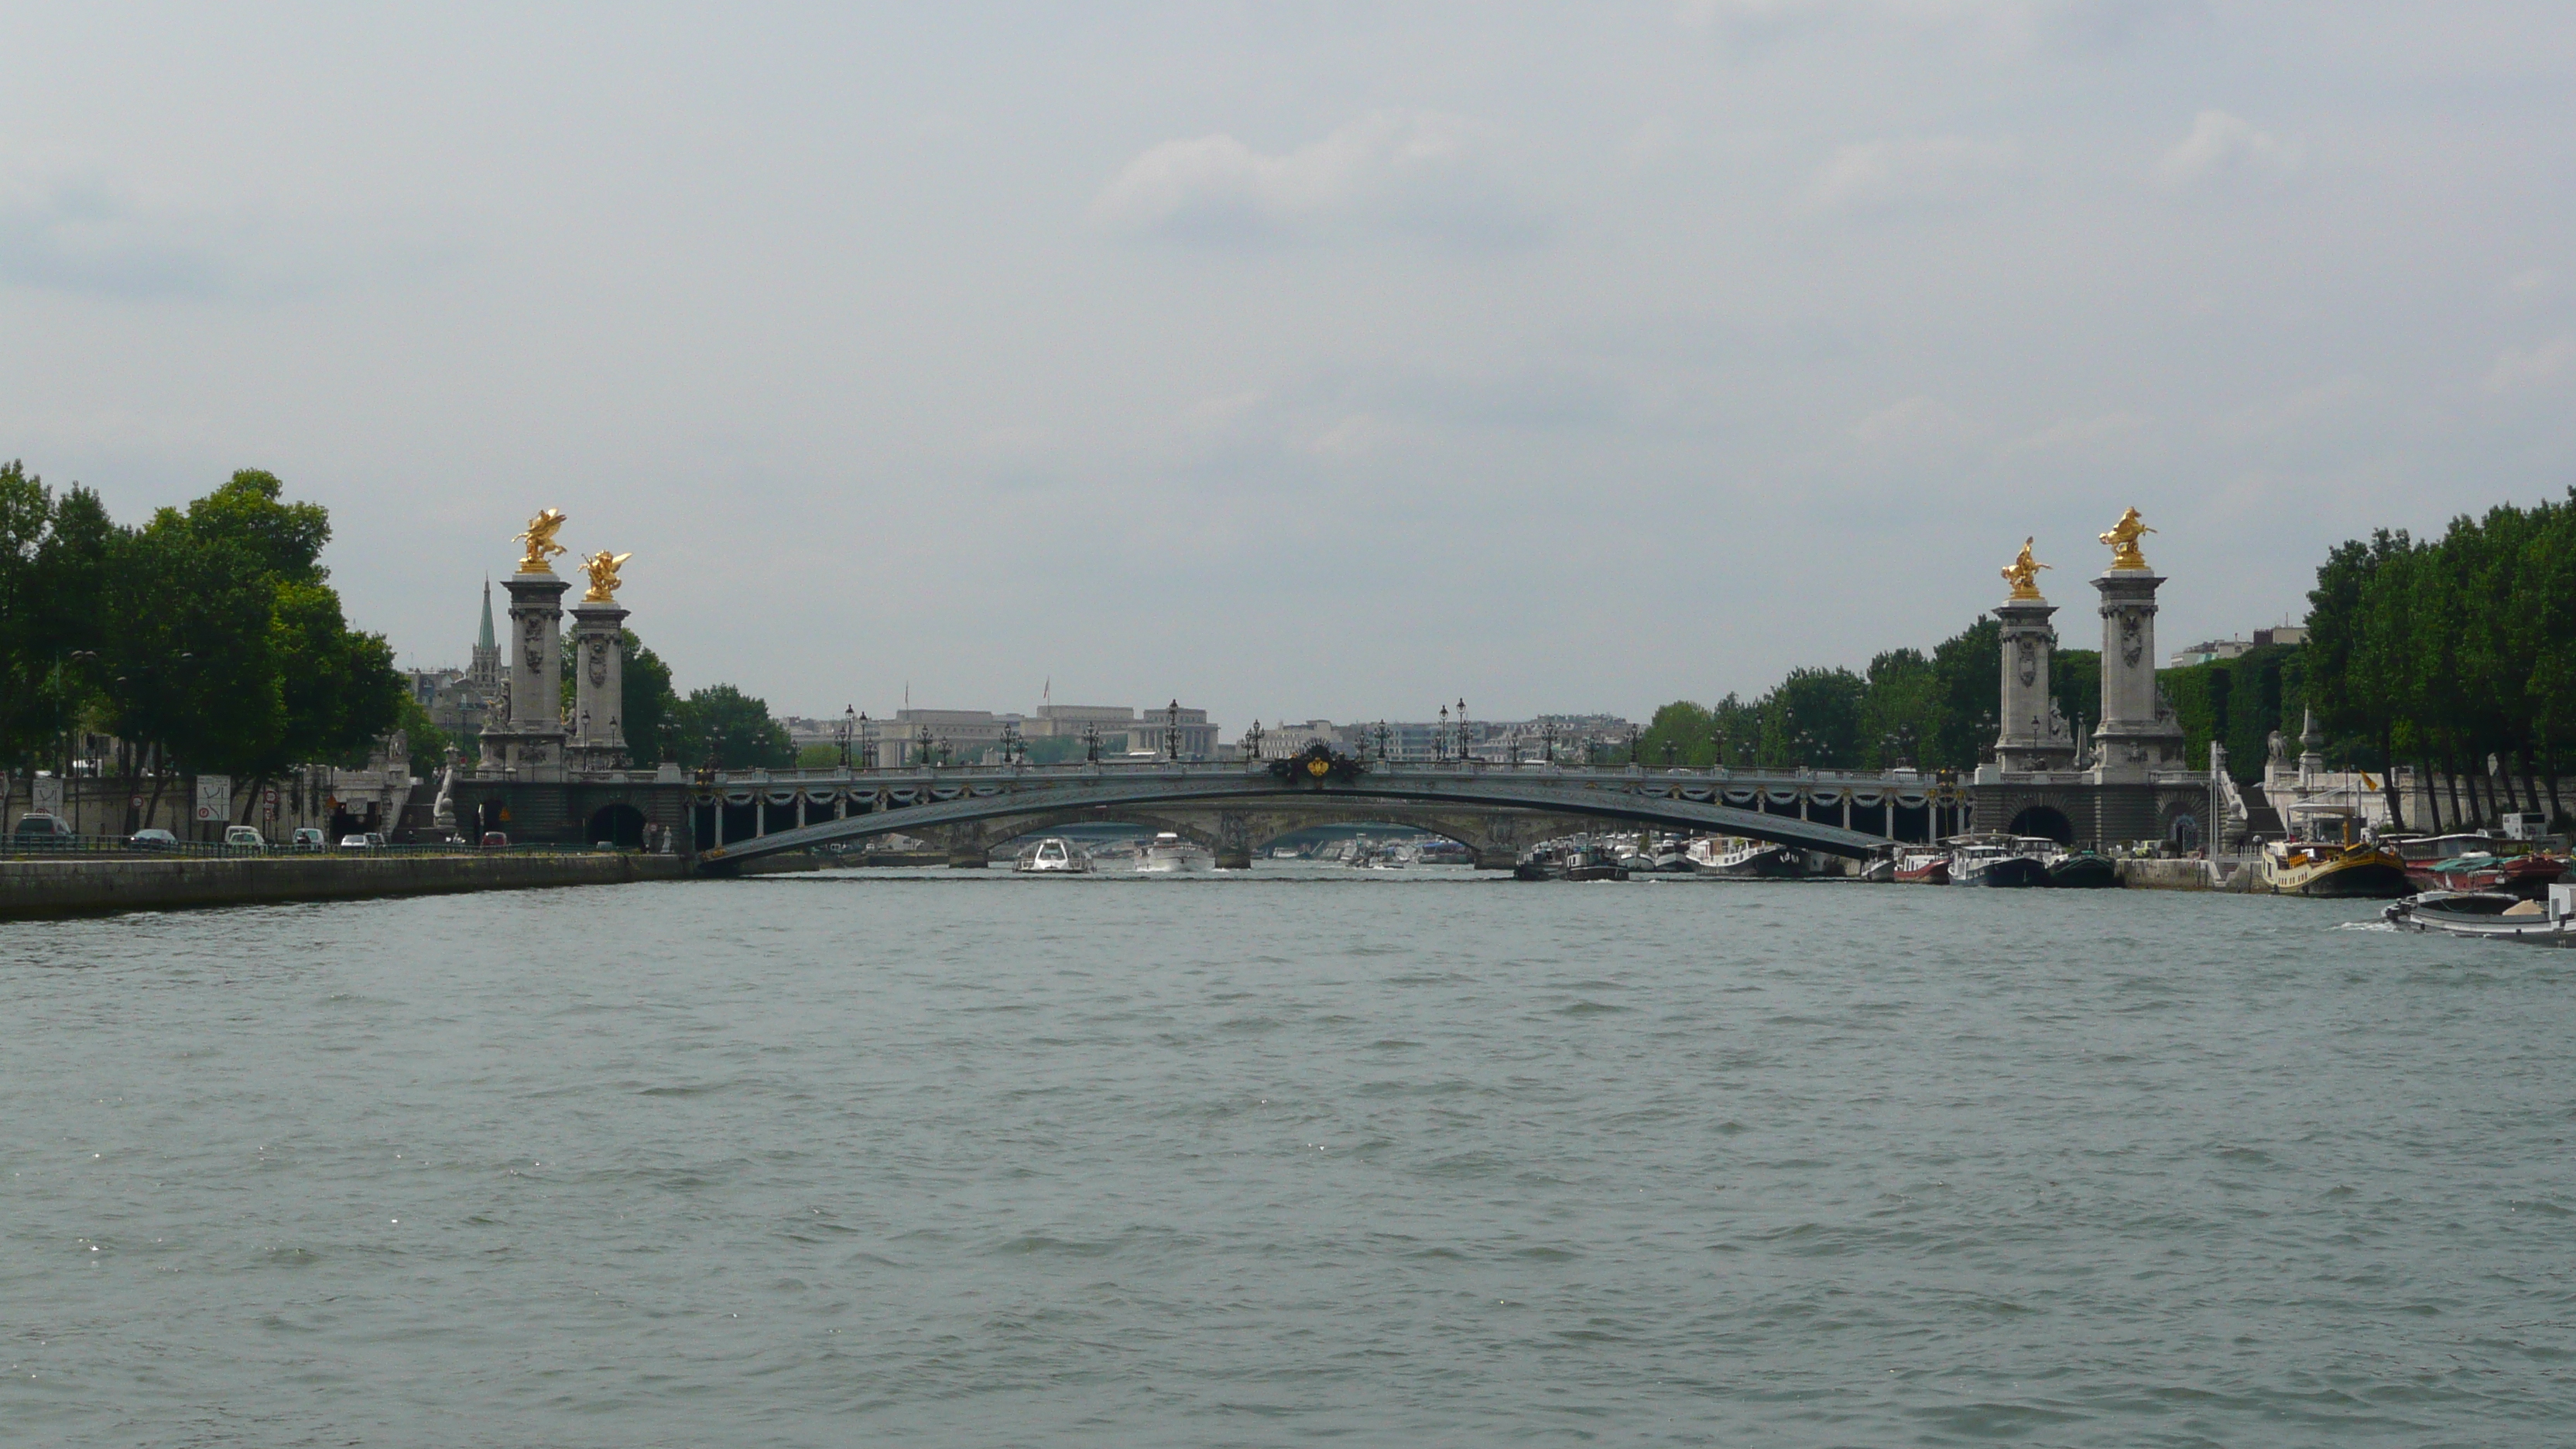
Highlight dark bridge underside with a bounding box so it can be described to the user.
[694,772,1895,869]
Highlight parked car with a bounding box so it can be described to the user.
[480,831,510,849]
[13,813,75,844]
[365,831,387,849]
[289,827,327,851]
[338,834,375,850]
[129,827,180,851]
[222,826,266,851]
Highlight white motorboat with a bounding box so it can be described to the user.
[1013,837,1091,874]
[1134,831,1206,874]
[2384,884,2576,945]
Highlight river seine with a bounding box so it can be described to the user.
[6,866,2573,1445]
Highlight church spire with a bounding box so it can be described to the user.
[478,576,496,651]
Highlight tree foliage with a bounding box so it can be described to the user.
[673,683,795,769]
[0,464,404,812]
[2303,493,2576,827]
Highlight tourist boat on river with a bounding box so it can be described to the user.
[1687,838,1804,879]
[1134,831,1205,874]
[1893,847,1951,885]
[2047,849,2119,889]
[2257,810,2409,898]
[1947,834,2057,888]
[2383,886,2576,946]
[1013,837,1092,874]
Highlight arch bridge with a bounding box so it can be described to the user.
[688,757,1971,872]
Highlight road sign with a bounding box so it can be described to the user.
[194,775,231,823]
[33,776,63,816]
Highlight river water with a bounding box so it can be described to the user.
[5,866,2574,1445]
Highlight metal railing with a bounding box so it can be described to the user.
[2,834,637,862]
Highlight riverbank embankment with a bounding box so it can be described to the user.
[0,852,706,920]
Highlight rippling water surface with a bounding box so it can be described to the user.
[7,866,2576,1445]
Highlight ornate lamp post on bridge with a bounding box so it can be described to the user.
[1243,720,1265,762]
[1435,705,1450,763]
[835,705,855,769]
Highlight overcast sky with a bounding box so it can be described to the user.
[3,2,2571,727]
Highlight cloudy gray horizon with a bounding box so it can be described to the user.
[4,2,2570,730]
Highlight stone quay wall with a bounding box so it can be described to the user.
[0,851,693,920]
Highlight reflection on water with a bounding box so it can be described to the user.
[4,866,2569,1446]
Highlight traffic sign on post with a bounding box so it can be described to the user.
[194,775,231,824]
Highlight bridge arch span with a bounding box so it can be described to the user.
[694,767,1911,872]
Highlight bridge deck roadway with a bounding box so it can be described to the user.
[692,763,1930,868]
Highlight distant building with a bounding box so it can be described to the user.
[2168,638,2254,668]
[2170,624,2307,668]
[411,580,502,745]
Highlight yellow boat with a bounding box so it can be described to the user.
[2259,811,2410,898]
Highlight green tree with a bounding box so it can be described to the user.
[100,517,284,800]
[620,632,679,765]
[1924,616,2001,768]
[673,683,794,769]
[1760,667,1867,766]
[0,465,120,769]
[91,471,402,824]
[1857,647,1937,769]
[1636,700,1718,768]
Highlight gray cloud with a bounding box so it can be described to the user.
[1,2,2568,724]
[0,174,231,298]
[1091,111,1540,248]
[2153,110,2306,192]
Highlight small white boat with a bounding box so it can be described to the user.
[1013,837,1091,874]
[1134,831,1206,874]
[2384,884,2576,945]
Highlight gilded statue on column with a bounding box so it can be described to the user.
[1999,537,2050,600]
[513,509,570,574]
[2098,507,2154,571]
[580,550,632,603]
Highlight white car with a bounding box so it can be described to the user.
[338,834,375,850]
[223,826,266,851]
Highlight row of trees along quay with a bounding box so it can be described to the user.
[0,464,402,832]
[1619,488,2576,835]
[0,461,800,833]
